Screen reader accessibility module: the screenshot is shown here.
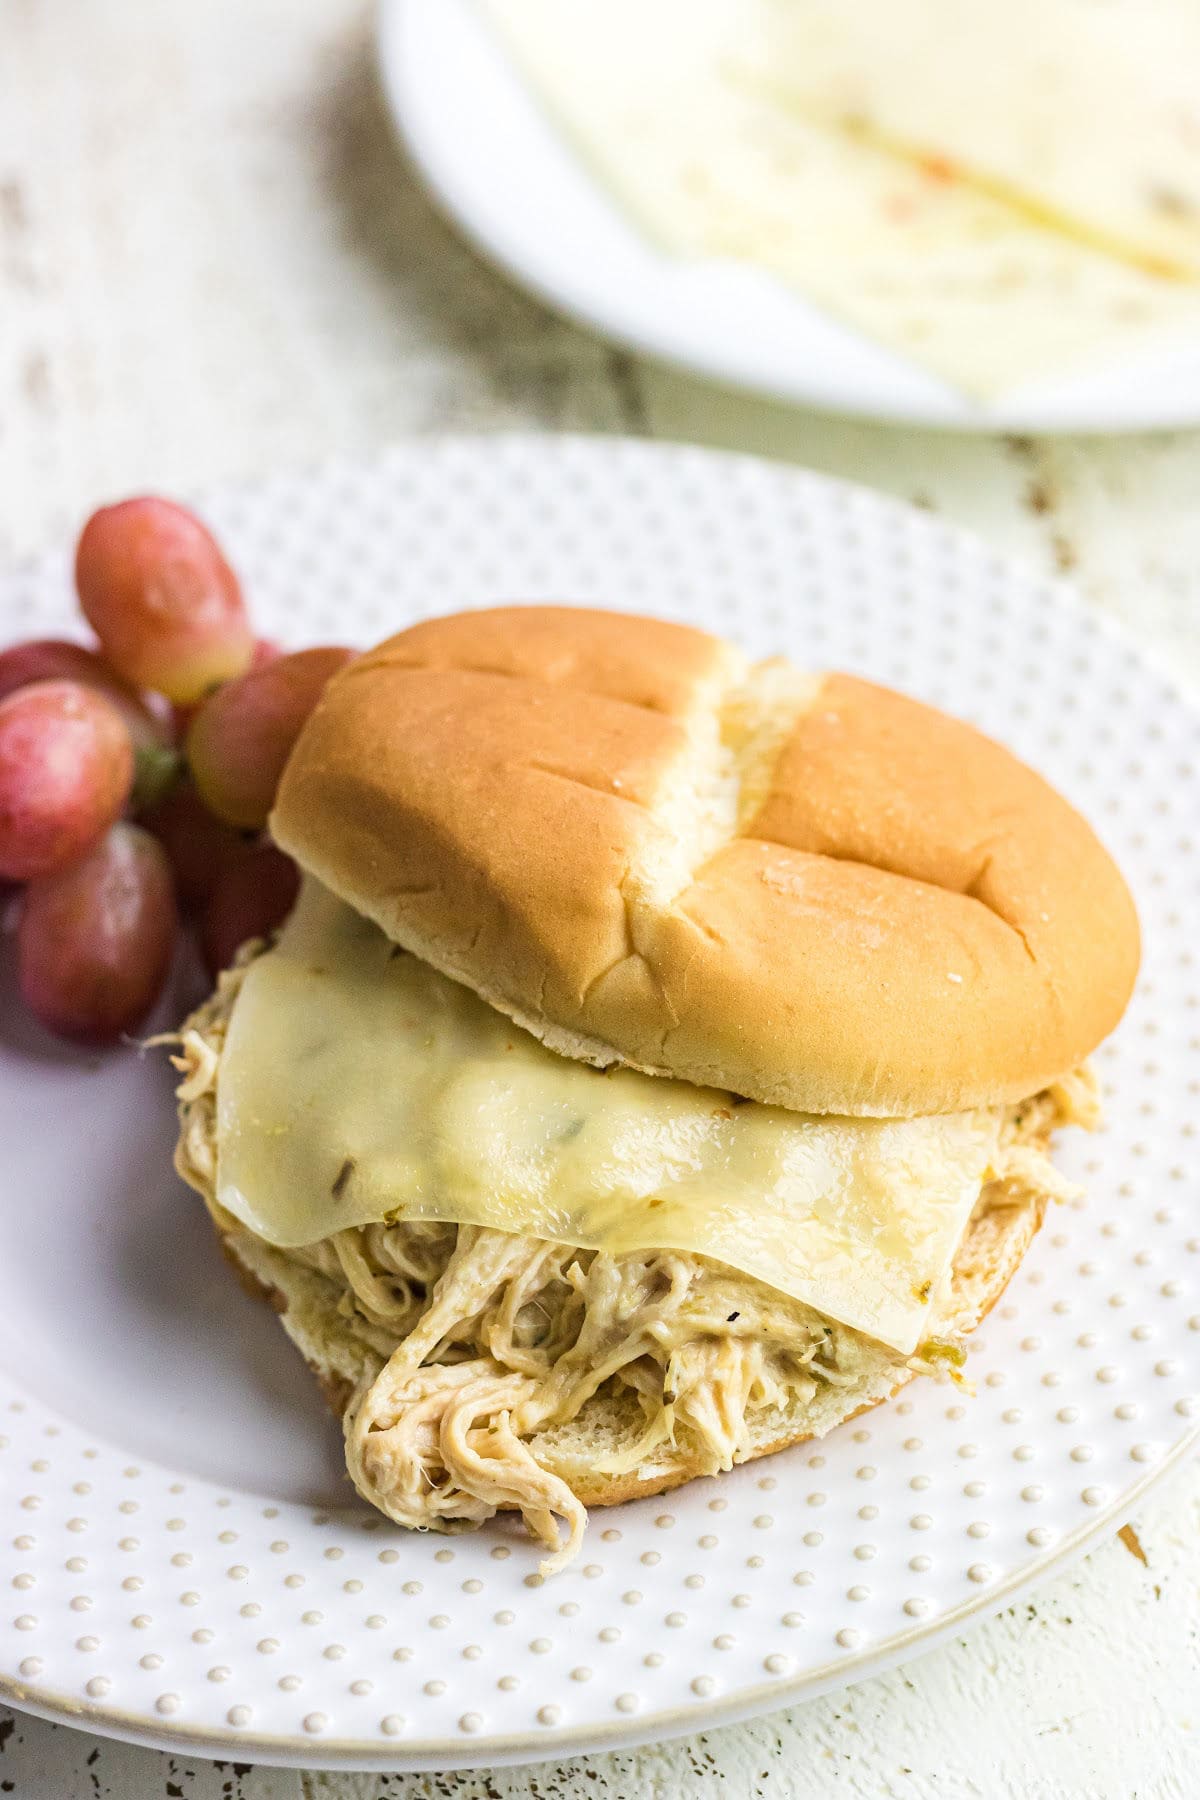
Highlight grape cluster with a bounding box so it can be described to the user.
[1,497,349,1044]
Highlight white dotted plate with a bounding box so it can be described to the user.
[0,436,1196,1773]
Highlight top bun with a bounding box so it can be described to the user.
[272,606,1139,1117]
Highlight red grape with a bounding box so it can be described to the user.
[18,822,178,1044]
[0,680,134,880]
[142,781,249,911]
[75,497,254,704]
[186,646,353,828]
[250,637,283,670]
[0,636,179,809]
[0,637,169,752]
[200,841,299,978]
[169,635,281,744]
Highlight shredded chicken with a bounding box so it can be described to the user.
[173,957,1089,1572]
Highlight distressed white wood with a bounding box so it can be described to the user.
[0,1,1197,1794]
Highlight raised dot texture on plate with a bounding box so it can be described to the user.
[0,437,1193,1770]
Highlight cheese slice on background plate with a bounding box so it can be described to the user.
[755,0,1200,279]
[477,0,1200,397]
[216,882,1002,1357]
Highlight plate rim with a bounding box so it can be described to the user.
[2,1439,1195,1772]
[0,431,1196,1771]
[375,0,1200,435]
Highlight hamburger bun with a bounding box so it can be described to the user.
[273,605,1139,1117]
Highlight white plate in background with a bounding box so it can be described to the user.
[377,0,1200,432]
[0,435,1196,1771]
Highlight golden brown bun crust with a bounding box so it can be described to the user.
[272,606,1139,1116]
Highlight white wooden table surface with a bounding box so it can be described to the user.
[1,3,1197,1795]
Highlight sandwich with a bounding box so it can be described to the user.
[172,606,1139,1570]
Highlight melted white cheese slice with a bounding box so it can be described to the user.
[215,882,1001,1355]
